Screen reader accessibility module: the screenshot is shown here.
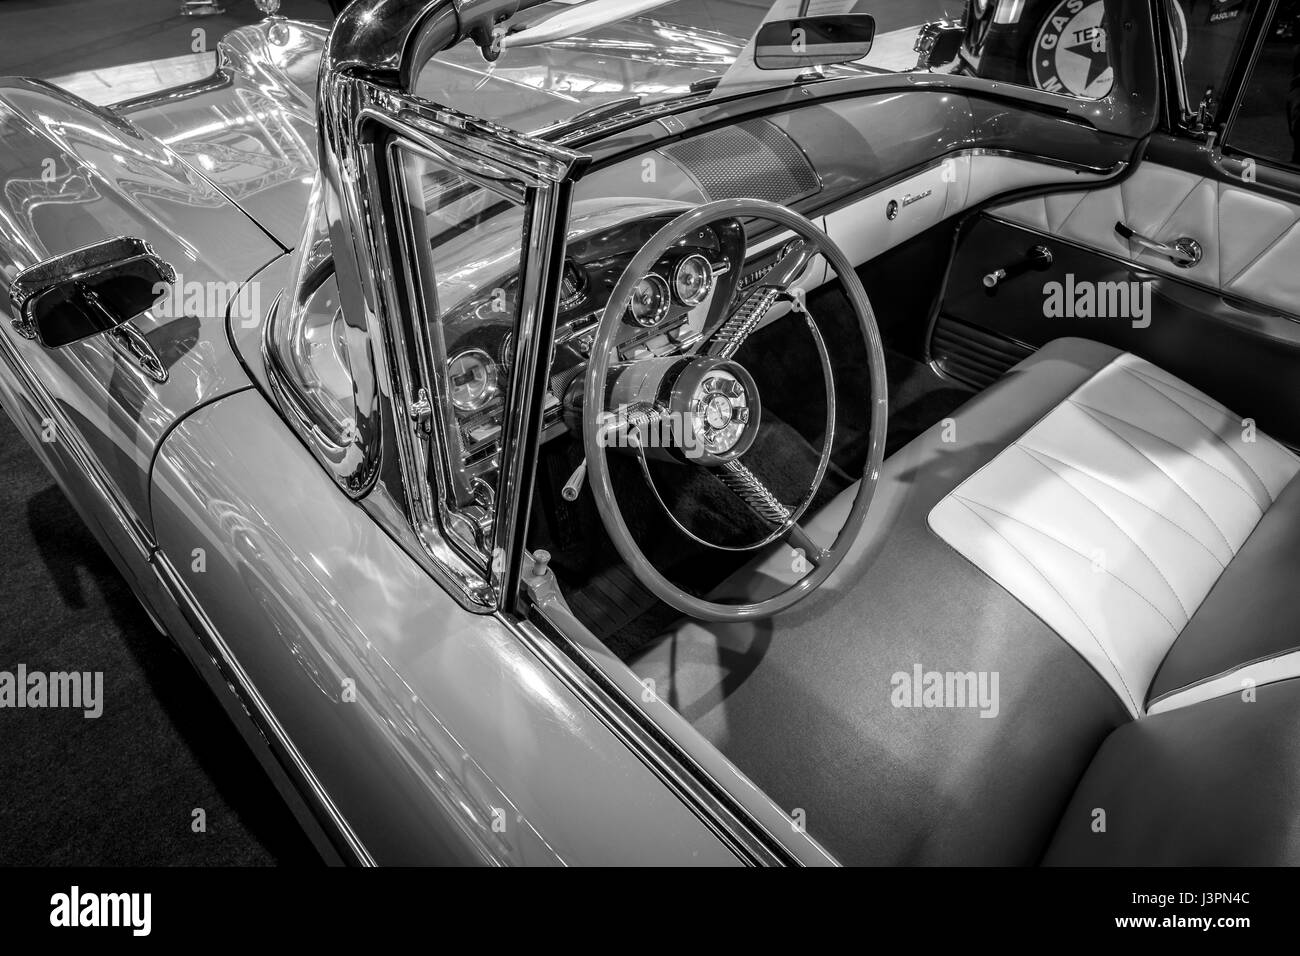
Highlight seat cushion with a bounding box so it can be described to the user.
[630,337,1133,865]
[928,351,1300,716]
[1044,677,1300,865]
[1146,474,1300,712]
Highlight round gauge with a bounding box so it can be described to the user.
[446,348,499,412]
[626,273,670,327]
[673,254,714,307]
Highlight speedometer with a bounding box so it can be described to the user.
[673,254,713,306]
[447,348,499,412]
[626,273,670,327]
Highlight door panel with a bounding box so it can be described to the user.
[988,151,1300,316]
[935,214,1300,445]
[934,133,1300,447]
[931,0,1300,443]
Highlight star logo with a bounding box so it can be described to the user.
[1031,0,1115,99]
[1064,26,1111,90]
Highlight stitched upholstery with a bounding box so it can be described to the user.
[928,352,1300,716]
[990,162,1300,318]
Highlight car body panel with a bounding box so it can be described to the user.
[149,388,741,865]
[0,78,280,538]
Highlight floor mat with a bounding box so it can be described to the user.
[883,349,974,456]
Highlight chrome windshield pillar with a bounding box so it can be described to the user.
[298,0,586,610]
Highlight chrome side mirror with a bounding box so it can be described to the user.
[9,237,175,348]
[753,14,876,71]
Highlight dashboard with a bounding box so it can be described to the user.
[433,207,746,518]
[417,94,1116,542]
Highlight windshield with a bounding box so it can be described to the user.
[413,0,965,135]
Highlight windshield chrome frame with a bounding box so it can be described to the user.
[310,0,587,609]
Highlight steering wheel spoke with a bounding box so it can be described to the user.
[713,458,792,526]
[712,460,828,569]
[785,521,828,567]
[705,237,816,359]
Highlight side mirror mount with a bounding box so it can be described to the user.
[913,19,965,71]
[753,14,876,71]
[9,237,175,349]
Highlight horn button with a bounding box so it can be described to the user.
[670,359,761,465]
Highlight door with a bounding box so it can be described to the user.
[933,0,1300,446]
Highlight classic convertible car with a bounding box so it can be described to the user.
[3,0,1300,866]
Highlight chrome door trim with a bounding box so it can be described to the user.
[503,610,832,866]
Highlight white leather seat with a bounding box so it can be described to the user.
[928,350,1300,716]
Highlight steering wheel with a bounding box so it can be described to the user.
[582,199,887,622]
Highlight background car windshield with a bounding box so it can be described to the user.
[412,0,966,134]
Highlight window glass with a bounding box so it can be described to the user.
[1227,1,1300,166]
[393,143,529,561]
[959,0,1117,99]
[1168,0,1255,125]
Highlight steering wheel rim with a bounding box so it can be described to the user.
[582,198,888,623]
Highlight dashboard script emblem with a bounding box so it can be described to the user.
[1031,0,1114,99]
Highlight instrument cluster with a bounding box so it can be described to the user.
[434,212,745,515]
[627,253,716,327]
